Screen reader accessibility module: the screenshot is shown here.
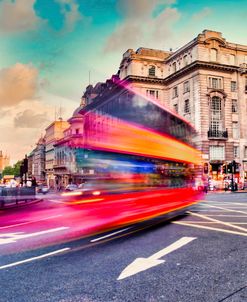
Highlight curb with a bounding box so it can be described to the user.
[0,198,43,210]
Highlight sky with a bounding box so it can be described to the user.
[1,0,247,163]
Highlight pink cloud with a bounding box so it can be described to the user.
[0,0,43,33]
[0,63,39,108]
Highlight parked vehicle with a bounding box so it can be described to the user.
[65,184,78,191]
[37,184,49,194]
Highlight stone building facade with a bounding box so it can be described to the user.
[117,30,247,182]
[54,104,84,189]
[44,119,69,189]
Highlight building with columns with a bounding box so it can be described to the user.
[53,103,84,189]
[116,30,247,183]
[44,119,69,189]
[82,30,247,183]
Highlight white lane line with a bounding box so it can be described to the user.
[200,204,247,215]
[173,221,247,237]
[0,248,70,270]
[205,215,247,217]
[187,211,247,233]
[184,221,247,225]
[0,215,62,230]
[204,201,247,206]
[90,227,131,243]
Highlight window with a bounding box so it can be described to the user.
[234,146,239,158]
[172,86,178,98]
[229,54,235,65]
[209,146,225,160]
[231,81,237,92]
[184,99,190,114]
[183,81,190,93]
[148,66,156,77]
[172,62,177,73]
[208,77,223,89]
[244,146,247,158]
[210,48,218,61]
[173,104,178,113]
[232,122,239,139]
[210,96,222,133]
[75,128,80,134]
[232,99,238,113]
[183,55,188,66]
[146,90,158,99]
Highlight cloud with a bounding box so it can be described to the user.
[0,0,43,33]
[105,0,180,52]
[55,0,83,32]
[192,7,212,21]
[14,109,49,128]
[0,63,39,108]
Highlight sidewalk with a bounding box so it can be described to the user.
[208,188,247,194]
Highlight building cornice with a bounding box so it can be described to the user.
[123,75,165,85]
[164,60,239,84]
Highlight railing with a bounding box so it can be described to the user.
[0,187,36,208]
[208,129,228,139]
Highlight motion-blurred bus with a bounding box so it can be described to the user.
[62,82,204,224]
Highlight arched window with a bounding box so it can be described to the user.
[148,65,156,76]
[172,62,177,73]
[210,48,218,61]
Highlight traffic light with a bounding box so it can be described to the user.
[23,157,28,173]
[20,164,24,177]
[227,163,232,173]
[222,164,226,174]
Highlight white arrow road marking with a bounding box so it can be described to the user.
[117,237,196,280]
[0,215,62,230]
[0,248,70,270]
[0,227,69,245]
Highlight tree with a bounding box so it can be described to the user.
[13,161,22,177]
[2,161,22,177]
[2,166,14,177]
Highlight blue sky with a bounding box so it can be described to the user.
[0,0,247,162]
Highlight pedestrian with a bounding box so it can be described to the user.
[31,176,37,187]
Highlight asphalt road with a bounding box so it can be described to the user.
[0,192,246,302]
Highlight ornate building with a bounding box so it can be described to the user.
[44,119,69,189]
[116,30,247,183]
[81,30,247,183]
[53,103,84,188]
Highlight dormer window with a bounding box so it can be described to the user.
[172,62,177,73]
[183,55,188,66]
[148,65,156,76]
[210,48,218,61]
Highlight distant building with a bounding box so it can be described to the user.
[54,103,84,188]
[0,151,10,173]
[44,119,69,189]
[28,137,46,183]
